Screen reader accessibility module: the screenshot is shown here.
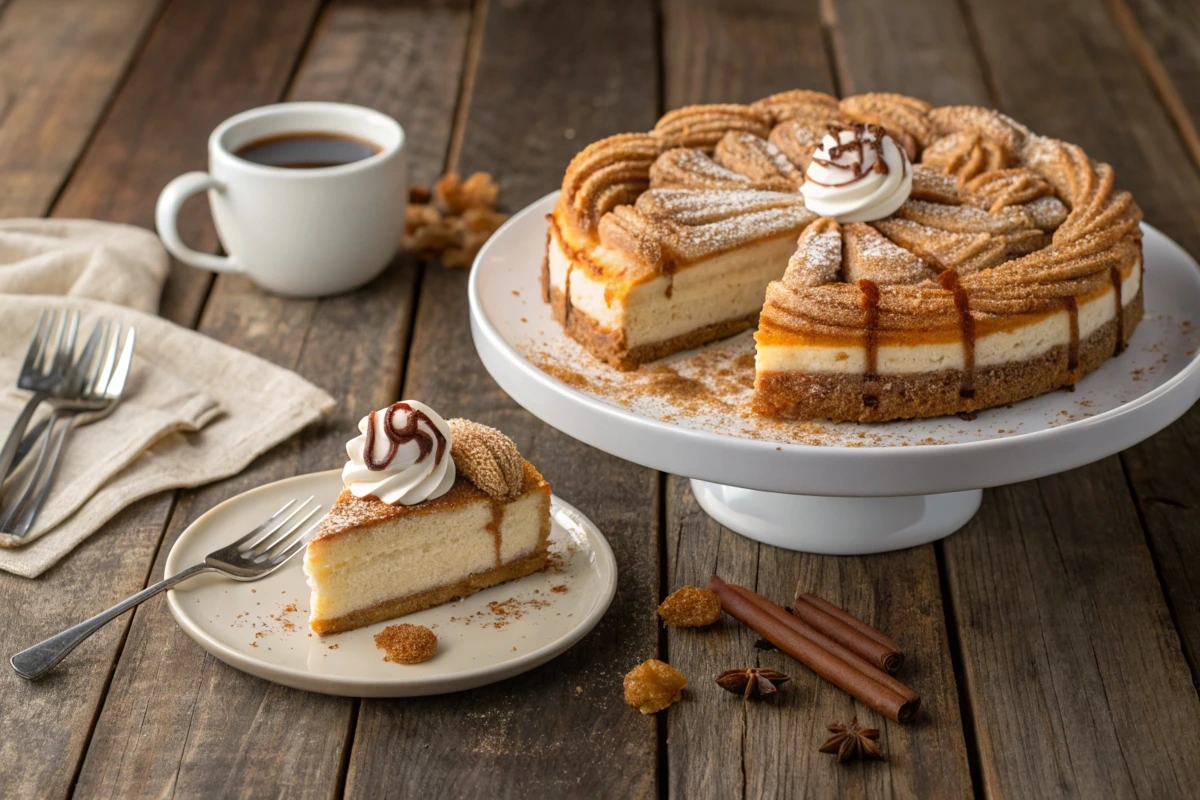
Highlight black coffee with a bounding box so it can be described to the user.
[234,131,381,168]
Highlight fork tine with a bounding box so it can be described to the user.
[69,321,105,395]
[31,311,57,374]
[45,311,70,377]
[266,517,323,566]
[242,496,315,552]
[250,499,320,556]
[21,311,49,376]
[53,312,80,375]
[102,328,136,398]
[89,323,120,396]
[225,499,299,549]
[258,504,322,563]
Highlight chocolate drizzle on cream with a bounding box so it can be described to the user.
[807,124,895,187]
[364,402,446,472]
[937,270,976,400]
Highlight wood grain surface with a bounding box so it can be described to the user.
[660,2,971,797]
[0,0,162,219]
[344,1,663,797]
[947,0,1200,795]
[3,0,1200,797]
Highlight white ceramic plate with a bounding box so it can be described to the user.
[165,470,617,697]
[469,192,1200,497]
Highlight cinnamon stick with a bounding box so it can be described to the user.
[708,576,919,723]
[729,585,917,704]
[792,592,904,674]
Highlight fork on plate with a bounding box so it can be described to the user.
[9,496,322,680]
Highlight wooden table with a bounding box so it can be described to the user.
[3,0,1199,796]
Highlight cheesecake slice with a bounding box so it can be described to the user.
[304,403,551,635]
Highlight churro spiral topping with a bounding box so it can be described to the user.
[553,92,1142,339]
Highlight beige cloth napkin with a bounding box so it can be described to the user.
[0,220,334,578]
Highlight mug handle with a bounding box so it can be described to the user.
[155,172,240,273]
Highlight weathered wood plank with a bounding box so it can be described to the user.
[1109,0,1200,168]
[343,1,662,797]
[50,0,324,327]
[822,0,991,105]
[0,0,162,219]
[72,1,472,797]
[945,0,1200,794]
[946,466,1200,797]
[1107,0,1200,684]
[660,2,972,797]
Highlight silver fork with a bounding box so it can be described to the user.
[10,496,322,680]
[0,310,80,487]
[0,322,136,535]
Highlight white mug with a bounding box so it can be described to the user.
[156,102,406,297]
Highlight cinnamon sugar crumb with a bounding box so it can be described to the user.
[658,586,721,627]
[550,584,568,594]
[624,659,687,714]
[374,624,438,664]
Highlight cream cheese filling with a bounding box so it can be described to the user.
[756,257,1141,374]
[548,234,796,348]
[305,493,545,622]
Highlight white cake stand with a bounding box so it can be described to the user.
[468,192,1200,554]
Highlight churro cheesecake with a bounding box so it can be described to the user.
[304,401,551,635]
[544,91,1143,421]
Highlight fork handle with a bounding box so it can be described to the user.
[3,413,74,536]
[0,392,45,486]
[10,563,214,680]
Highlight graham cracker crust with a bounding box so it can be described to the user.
[753,287,1144,422]
[311,550,550,635]
[548,286,759,370]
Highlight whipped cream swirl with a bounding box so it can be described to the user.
[801,124,912,223]
[342,400,456,505]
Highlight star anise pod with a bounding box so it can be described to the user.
[819,717,884,763]
[715,667,790,699]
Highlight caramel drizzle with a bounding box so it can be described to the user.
[1064,296,1080,372]
[540,220,553,304]
[486,500,503,567]
[807,124,893,188]
[1110,266,1124,355]
[858,279,881,408]
[937,270,976,399]
[563,262,575,325]
[363,402,446,472]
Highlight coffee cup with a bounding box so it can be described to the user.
[156,102,406,297]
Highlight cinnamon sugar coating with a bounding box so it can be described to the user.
[657,586,721,627]
[374,624,438,664]
[448,418,526,500]
[623,659,687,714]
[552,90,1144,409]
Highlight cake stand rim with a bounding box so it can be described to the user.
[468,191,1200,497]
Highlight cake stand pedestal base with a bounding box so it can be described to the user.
[689,480,983,555]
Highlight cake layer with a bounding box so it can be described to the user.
[310,551,549,635]
[756,257,1141,375]
[546,225,796,361]
[753,287,1143,421]
[305,463,552,632]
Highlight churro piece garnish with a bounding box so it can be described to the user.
[374,624,438,664]
[623,659,687,714]
[657,586,721,627]
[448,418,525,500]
